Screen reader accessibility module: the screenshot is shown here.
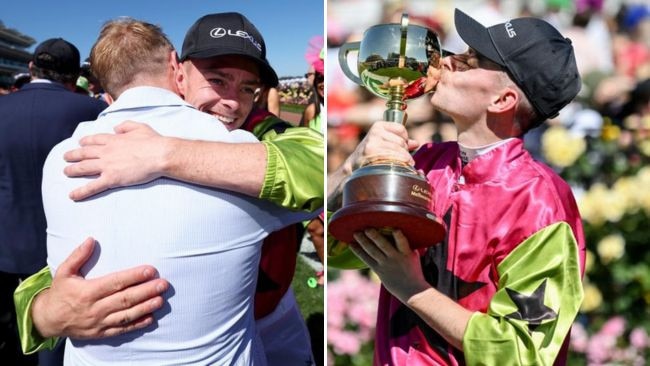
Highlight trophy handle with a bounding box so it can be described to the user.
[338,41,362,86]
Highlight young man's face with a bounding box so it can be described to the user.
[178,55,262,131]
[430,48,506,122]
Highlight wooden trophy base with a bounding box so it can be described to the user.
[329,164,445,249]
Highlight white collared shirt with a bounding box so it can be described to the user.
[43,86,312,366]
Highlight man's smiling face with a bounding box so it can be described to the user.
[178,55,262,131]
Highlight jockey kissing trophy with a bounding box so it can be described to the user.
[329,14,446,251]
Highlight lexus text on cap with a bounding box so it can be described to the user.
[33,38,81,75]
[454,9,581,122]
[180,12,279,87]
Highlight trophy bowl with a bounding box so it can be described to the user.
[329,14,446,251]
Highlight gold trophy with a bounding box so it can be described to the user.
[329,14,445,252]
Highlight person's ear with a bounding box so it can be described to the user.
[169,51,180,72]
[175,61,188,98]
[488,86,518,115]
[103,93,114,105]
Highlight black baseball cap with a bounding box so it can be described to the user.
[12,72,30,89]
[180,12,279,87]
[33,38,81,75]
[454,9,581,122]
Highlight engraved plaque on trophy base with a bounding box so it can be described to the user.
[329,164,445,249]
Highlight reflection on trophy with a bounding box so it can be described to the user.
[329,14,446,251]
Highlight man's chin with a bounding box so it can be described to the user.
[429,93,438,107]
[225,122,246,131]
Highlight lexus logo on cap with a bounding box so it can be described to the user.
[209,27,262,52]
[210,28,227,38]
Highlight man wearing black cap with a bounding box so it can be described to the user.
[0,37,107,366]
[328,9,586,365]
[173,13,319,365]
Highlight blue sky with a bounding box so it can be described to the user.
[1,0,324,78]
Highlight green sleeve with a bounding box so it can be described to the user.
[463,222,583,365]
[259,126,324,212]
[13,266,59,354]
[308,114,322,134]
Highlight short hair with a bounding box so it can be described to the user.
[30,63,78,85]
[514,93,541,133]
[497,71,541,134]
[90,17,174,97]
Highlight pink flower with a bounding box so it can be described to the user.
[328,328,363,355]
[348,301,377,328]
[599,316,626,338]
[570,323,588,353]
[328,270,382,356]
[327,309,345,329]
[587,333,616,364]
[630,327,649,349]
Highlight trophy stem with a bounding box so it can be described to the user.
[384,84,407,124]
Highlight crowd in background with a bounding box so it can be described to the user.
[277,77,316,106]
[4,61,317,109]
[327,0,650,365]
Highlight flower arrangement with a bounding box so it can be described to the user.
[541,118,650,364]
[327,270,380,366]
[570,318,648,365]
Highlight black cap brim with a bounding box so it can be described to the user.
[183,48,279,88]
[454,9,505,67]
